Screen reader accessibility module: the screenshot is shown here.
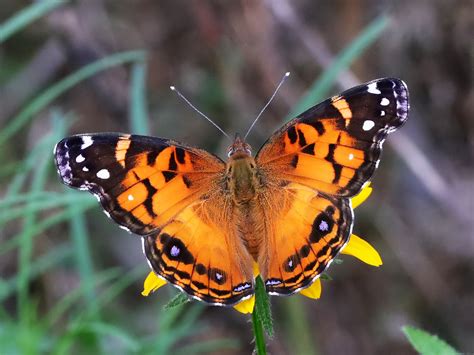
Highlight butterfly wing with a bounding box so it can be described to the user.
[256,78,409,294]
[257,183,352,295]
[257,78,409,197]
[55,133,254,305]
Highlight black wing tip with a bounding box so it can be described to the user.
[53,138,73,186]
[365,77,410,130]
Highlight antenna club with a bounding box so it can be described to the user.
[285,72,290,77]
[170,86,176,91]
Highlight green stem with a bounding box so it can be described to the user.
[252,306,267,355]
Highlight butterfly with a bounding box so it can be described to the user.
[54,78,409,306]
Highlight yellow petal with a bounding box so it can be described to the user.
[341,234,383,266]
[351,183,372,209]
[141,271,167,296]
[300,278,322,299]
[233,295,255,314]
[253,262,260,277]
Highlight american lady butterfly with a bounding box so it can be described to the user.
[54,78,409,306]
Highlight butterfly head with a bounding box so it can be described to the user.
[227,133,252,159]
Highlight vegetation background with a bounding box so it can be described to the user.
[1,1,472,354]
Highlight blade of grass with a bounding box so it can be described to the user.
[1,244,73,302]
[0,50,146,146]
[66,188,98,317]
[0,161,22,179]
[0,194,93,225]
[73,322,141,352]
[286,15,389,120]
[17,134,60,324]
[0,199,96,256]
[5,131,56,197]
[129,61,150,134]
[95,265,146,310]
[0,1,69,43]
[45,268,122,326]
[0,191,65,208]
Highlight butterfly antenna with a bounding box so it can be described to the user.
[170,86,231,140]
[243,71,290,140]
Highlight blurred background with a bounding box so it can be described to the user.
[1,1,472,354]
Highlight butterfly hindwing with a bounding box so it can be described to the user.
[257,78,409,197]
[257,182,352,295]
[143,202,255,305]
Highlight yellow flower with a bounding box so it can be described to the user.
[142,183,382,314]
[141,271,167,297]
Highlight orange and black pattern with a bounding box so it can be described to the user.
[55,134,224,235]
[257,78,409,197]
[54,78,409,306]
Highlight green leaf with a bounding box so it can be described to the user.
[164,292,191,310]
[402,326,458,355]
[320,273,332,281]
[255,276,273,338]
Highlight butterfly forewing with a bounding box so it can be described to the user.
[257,77,409,197]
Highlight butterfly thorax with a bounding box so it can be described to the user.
[225,135,267,258]
[226,135,259,204]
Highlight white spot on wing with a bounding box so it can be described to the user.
[128,194,134,201]
[76,154,85,163]
[381,97,390,106]
[81,136,93,150]
[348,153,354,160]
[319,220,329,232]
[82,166,89,172]
[362,120,375,131]
[381,110,386,116]
[170,245,180,257]
[367,82,381,94]
[96,169,110,179]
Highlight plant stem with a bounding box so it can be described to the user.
[252,306,267,355]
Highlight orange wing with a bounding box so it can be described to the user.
[257,183,352,295]
[256,78,409,294]
[257,78,409,197]
[55,133,254,305]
